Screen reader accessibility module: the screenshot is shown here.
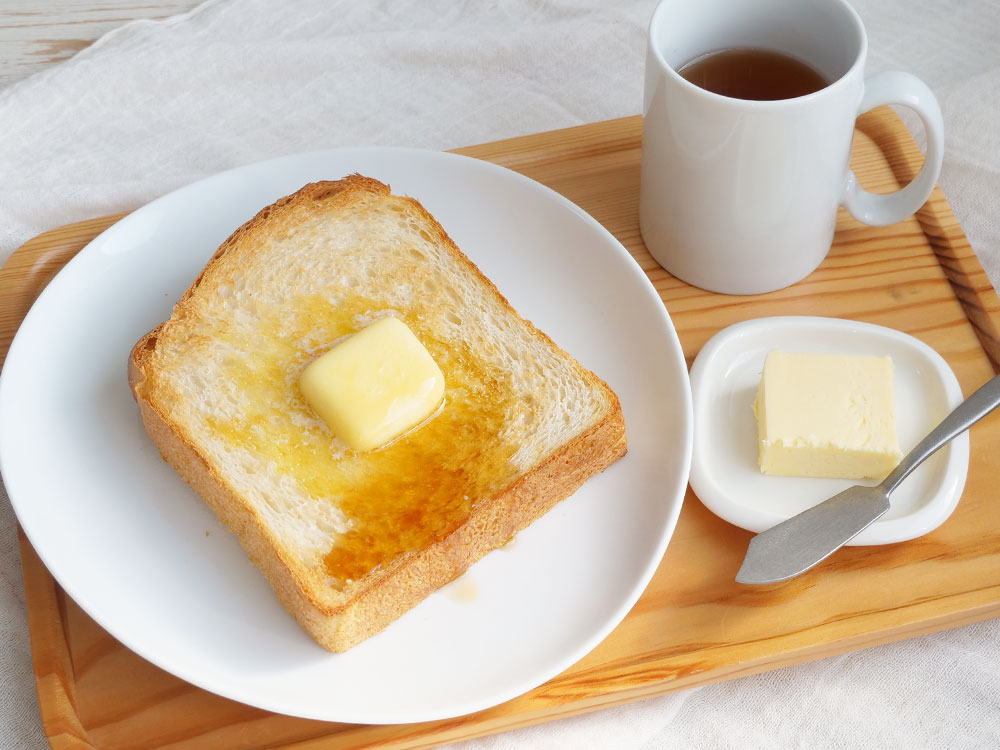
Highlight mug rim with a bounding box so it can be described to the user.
[647,0,868,107]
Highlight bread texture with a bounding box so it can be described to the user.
[129,175,627,651]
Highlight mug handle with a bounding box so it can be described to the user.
[841,71,944,226]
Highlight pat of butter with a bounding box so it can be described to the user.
[753,350,902,479]
[300,317,445,451]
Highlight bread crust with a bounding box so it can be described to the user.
[129,175,627,651]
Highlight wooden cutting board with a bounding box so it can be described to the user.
[5,108,1000,750]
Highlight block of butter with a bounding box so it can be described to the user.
[299,316,445,451]
[753,350,903,479]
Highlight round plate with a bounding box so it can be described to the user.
[688,316,967,545]
[0,148,693,723]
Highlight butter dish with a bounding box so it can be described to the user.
[688,317,967,545]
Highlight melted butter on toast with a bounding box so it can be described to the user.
[206,294,519,585]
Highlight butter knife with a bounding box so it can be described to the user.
[736,372,1000,585]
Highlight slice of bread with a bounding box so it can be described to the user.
[129,175,627,652]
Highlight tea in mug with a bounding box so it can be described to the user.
[678,48,829,101]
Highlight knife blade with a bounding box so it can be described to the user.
[735,485,890,584]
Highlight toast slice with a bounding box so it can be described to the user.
[129,175,627,652]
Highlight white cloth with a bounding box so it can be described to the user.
[1,0,999,747]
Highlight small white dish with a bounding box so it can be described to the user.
[688,316,967,545]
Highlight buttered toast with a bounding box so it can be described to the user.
[128,175,627,652]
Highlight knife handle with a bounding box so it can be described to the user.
[881,373,1000,494]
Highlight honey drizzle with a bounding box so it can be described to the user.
[206,294,519,584]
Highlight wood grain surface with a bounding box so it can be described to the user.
[0,1,200,88]
[5,108,1000,749]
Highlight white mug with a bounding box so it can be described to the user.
[639,0,944,295]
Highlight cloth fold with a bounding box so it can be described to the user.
[1,1,998,747]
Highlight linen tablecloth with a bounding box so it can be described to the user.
[1,1,998,747]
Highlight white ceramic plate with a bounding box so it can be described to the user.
[689,316,967,544]
[0,148,693,724]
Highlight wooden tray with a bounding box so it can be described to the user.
[5,108,1000,750]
